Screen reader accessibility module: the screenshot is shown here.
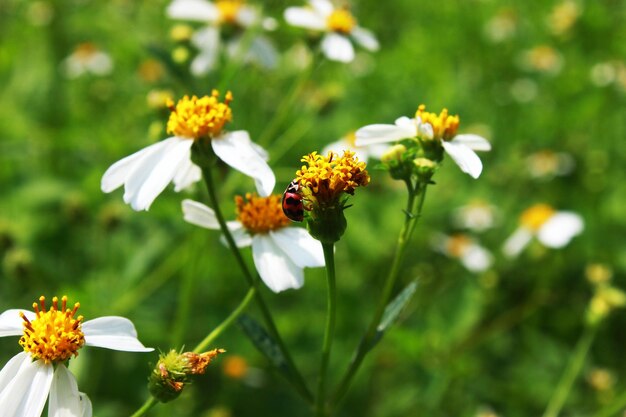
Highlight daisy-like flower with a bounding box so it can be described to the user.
[167,0,278,75]
[322,131,388,163]
[526,149,575,180]
[452,200,498,232]
[284,0,379,63]
[61,43,113,79]
[182,192,324,292]
[503,203,584,257]
[432,233,493,273]
[101,91,275,211]
[356,105,492,179]
[0,295,152,417]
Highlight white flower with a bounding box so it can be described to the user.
[432,233,493,273]
[167,0,278,75]
[321,132,388,163]
[182,195,324,293]
[284,0,379,63]
[61,43,113,79]
[356,105,491,179]
[503,204,584,257]
[101,93,275,211]
[0,296,152,417]
[452,200,498,232]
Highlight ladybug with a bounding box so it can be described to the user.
[282,179,304,222]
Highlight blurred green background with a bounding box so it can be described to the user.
[1,0,626,416]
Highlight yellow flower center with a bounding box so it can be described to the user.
[327,9,356,34]
[415,104,460,140]
[216,0,242,24]
[235,193,291,234]
[446,234,471,257]
[166,90,233,139]
[19,296,85,364]
[520,203,555,231]
[73,42,98,61]
[222,355,249,379]
[296,150,370,206]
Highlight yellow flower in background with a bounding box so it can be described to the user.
[432,233,494,273]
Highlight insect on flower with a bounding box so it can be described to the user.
[282,179,304,222]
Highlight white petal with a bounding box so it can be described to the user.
[252,235,304,293]
[166,0,219,22]
[270,228,325,268]
[190,27,220,75]
[0,352,30,392]
[247,36,279,69]
[284,7,326,30]
[310,0,334,16]
[226,222,253,248]
[321,33,355,63]
[125,137,194,211]
[79,393,92,417]
[460,244,493,273]
[235,6,258,27]
[502,228,533,258]
[172,159,201,192]
[351,26,379,51]
[182,199,220,230]
[101,146,147,193]
[442,140,484,179]
[0,309,33,337]
[83,317,153,352]
[453,134,492,152]
[48,365,85,417]
[0,357,53,417]
[355,121,416,146]
[211,131,275,197]
[538,212,584,248]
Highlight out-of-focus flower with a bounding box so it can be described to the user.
[61,43,113,79]
[138,59,166,83]
[503,204,583,257]
[587,368,616,392]
[452,200,498,232]
[322,131,388,163]
[146,89,175,109]
[475,407,500,417]
[519,45,563,75]
[167,0,278,75]
[284,0,379,63]
[590,61,626,92]
[432,233,493,273]
[26,1,54,26]
[526,149,575,179]
[0,296,152,416]
[222,355,265,387]
[510,78,539,103]
[585,263,613,285]
[149,348,224,402]
[102,91,275,211]
[182,192,324,292]
[588,282,626,325]
[547,0,581,37]
[483,8,517,43]
[356,105,491,179]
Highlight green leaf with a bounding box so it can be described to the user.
[368,281,418,351]
[237,314,290,376]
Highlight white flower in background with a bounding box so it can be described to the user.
[182,193,324,292]
[452,200,498,232]
[483,8,517,43]
[322,131,388,163]
[503,203,584,257]
[101,91,275,211]
[167,0,278,75]
[356,104,491,179]
[432,233,493,273]
[61,43,113,79]
[519,45,563,75]
[284,0,379,63]
[526,149,575,180]
[0,295,152,417]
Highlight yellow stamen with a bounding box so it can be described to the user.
[73,42,98,61]
[446,234,471,257]
[19,296,85,364]
[520,203,555,231]
[327,9,356,34]
[415,104,460,140]
[216,0,243,24]
[296,150,369,206]
[236,193,291,234]
[183,349,226,375]
[166,91,233,139]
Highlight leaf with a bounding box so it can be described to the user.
[237,314,290,376]
[367,281,418,351]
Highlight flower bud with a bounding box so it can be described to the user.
[380,144,407,163]
[413,157,438,181]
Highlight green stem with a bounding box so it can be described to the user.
[316,243,337,417]
[332,182,427,405]
[194,287,256,353]
[199,162,313,403]
[542,324,597,417]
[129,397,157,417]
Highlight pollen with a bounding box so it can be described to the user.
[415,104,460,140]
[216,0,243,24]
[19,296,85,364]
[327,9,356,34]
[236,193,291,234]
[166,91,233,139]
[520,203,555,231]
[296,151,370,206]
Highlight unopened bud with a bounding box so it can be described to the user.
[381,144,407,163]
[170,24,193,42]
[413,157,437,180]
[172,46,190,64]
